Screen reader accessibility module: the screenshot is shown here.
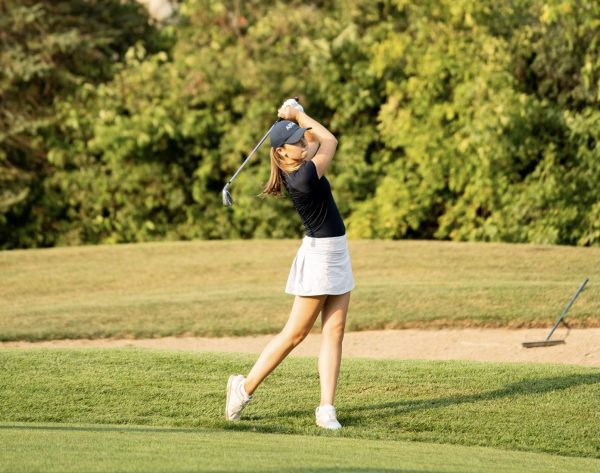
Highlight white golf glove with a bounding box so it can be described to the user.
[281,98,304,113]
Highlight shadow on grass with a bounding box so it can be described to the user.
[0,419,339,441]
[204,471,431,473]
[341,372,600,426]
[0,422,340,440]
[266,372,600,425]
[0,424,207,435]
[203,471,431,473]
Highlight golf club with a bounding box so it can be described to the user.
[222,97,301,207]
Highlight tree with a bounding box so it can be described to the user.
[0,0,168,247]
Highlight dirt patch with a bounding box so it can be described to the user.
[2,328,598,366]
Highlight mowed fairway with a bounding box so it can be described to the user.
[1,240,599,472]
[1,350,599,464]
[0,240,598,341]
[2,423,598,473]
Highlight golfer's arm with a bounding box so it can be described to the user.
[306,141,320,160]
[296,112,337,145]
[296,111,337,178]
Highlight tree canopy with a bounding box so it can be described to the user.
[1,0,598,249]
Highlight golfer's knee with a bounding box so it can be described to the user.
[282,328,310,347]
[323,321,345,344]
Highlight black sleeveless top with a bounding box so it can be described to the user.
[280,160,346,238]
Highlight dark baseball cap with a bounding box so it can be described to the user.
[269,120,311,148]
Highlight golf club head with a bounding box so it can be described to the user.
[222,185,233,207]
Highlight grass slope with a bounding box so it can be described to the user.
[0,240,598,341]
[0,349,598,458]
[1,422,598,473]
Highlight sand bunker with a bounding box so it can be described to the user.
[2,328,598,366]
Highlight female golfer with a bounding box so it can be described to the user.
[225,100,354,430]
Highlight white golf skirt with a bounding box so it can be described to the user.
[285,234,355,296]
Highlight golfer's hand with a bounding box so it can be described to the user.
[277,104,300,121]
[278,98,304,121]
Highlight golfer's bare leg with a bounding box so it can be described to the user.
[318,291,351,406]
[244,295,327,395]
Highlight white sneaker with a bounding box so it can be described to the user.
[315,404,342,430]
[225,375,252,421]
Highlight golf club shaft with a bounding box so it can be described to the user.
[225,120,280,186]
[224,97,299,187]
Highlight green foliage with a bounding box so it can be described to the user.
[0,0,170,247]
[2,0,599,248]
[348,0,600,245]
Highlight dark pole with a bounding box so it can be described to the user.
[544,278,589,342]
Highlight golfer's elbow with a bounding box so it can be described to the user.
[312,127,337,147]
[323,135,338,148]
[321,138,337,158]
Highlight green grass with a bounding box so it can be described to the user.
[1,422,598,473]
[0,240,598,341]
[1,349,598,459]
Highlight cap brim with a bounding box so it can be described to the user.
[283,127,312,145]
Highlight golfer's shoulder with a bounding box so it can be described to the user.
[288,160,320,193]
